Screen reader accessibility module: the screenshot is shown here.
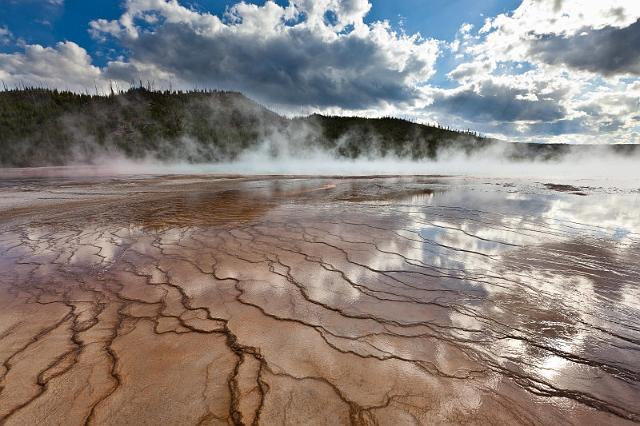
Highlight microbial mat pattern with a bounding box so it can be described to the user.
[0,175,639,425]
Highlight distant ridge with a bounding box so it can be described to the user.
[0,88,636,167]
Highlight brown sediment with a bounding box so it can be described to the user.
[543,183,588,195]
[0,173,639,425]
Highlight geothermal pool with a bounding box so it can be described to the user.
[0,173,639,425]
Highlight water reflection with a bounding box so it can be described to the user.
[0,175,639,424]
[390,187,640,417]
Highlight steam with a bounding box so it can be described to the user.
[86,126,640,185]
[2,89,640,186]
[27,138,640,191]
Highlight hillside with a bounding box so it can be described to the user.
[0,88,284,166]
[0,88,637,167]
[0,88,490,167]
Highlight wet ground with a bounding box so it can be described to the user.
[0,172,639,425]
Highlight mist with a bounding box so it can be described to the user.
[10,139,634,193]
[2,88,639,187]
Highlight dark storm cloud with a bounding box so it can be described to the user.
[104,23,431,109]
[523,117,587,135]
[530,19,640,76]
[553,0,563,13]
[431,81,567,123]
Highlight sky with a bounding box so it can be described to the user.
[0,0,639,144]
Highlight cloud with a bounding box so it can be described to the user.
[0,26,12,45]
[4,0,64,5]
[427,76,640,143]
[447,61,493,81]
[516,118,587,136]
[0,42,102,90]
[472,0,640,67]
[430,79,567,123]
[417,0,640,143]
[89,0,440,109]
[529,19,640,76]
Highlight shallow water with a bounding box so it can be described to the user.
[0,173,639,425]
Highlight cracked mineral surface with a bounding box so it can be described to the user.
[0,172,639,425]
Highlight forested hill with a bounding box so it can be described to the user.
[0,88,488,167]
[0,88,637,167]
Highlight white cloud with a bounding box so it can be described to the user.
[472,0,640,71]
[0,42,102,91]
[0,26,12,45]
[459,23,473,34]
[422,0,640,143]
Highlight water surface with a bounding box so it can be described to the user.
[0,173,639,425]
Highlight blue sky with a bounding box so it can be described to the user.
[0,0,519,64]
[0,0,638,143]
